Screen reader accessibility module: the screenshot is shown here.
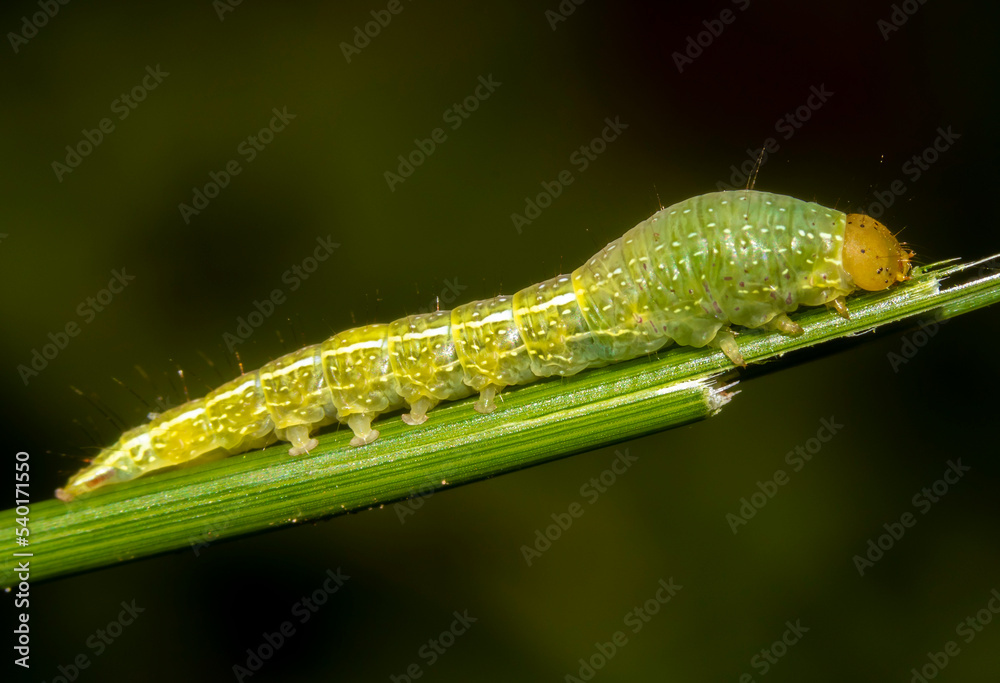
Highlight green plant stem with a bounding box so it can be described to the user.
[2,257,998,586]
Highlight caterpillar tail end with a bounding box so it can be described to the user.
[54,461,132,502]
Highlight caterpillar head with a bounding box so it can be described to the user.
[842,214,914,291]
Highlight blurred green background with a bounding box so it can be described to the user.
[3,0,1000,681]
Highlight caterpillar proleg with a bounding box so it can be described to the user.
[56,190,913,501]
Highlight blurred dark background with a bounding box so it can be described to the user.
[2,0,999,681]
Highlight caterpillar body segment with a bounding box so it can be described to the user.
[204,372,277,452]
[388,310,472,424]
[515,274,609,378]
[56,190,913,501]
[259,344,335,454]
[322,325,401,446]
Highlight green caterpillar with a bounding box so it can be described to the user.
[56,190,913,501]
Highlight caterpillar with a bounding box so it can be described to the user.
[55,190,913,501]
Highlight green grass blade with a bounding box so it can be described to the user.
[2,254,998,586]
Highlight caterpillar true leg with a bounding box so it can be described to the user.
[829,296,851,319]
[769,313,805,336]
[711,328,746,367]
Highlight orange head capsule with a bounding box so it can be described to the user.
[842,214,914,291]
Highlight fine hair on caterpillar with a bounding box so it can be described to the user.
[56,190,913,502]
